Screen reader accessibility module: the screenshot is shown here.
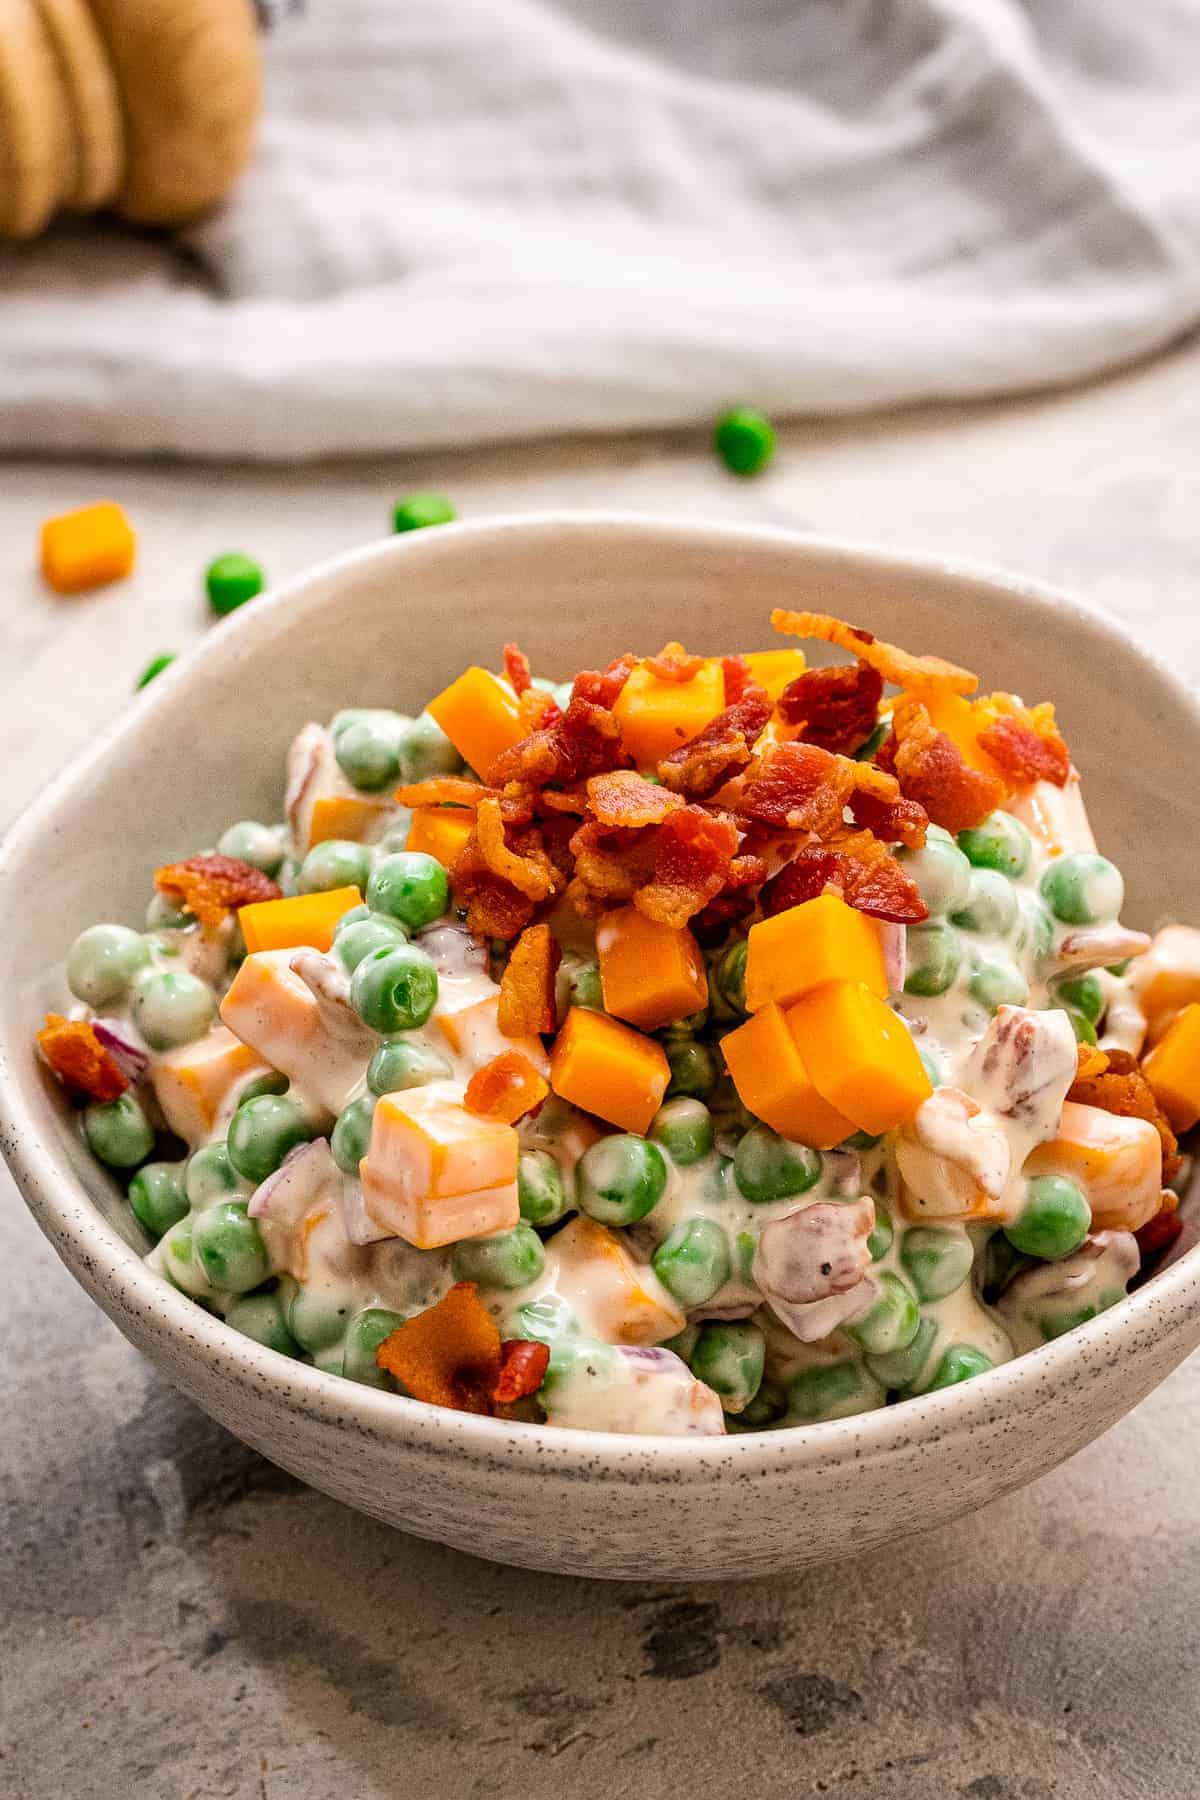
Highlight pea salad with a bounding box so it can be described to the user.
[37,612,1199,1435]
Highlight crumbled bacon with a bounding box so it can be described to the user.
[465,1050,549,1124]
[848,786,929,849]
[587,769,682,828]
[488,671,630,788]
[777,661,884,755]
[760,832,927,925]
[645,641,706,683]
[596,653,638,708]
[720,740,898,837]
[498,922,561,1036]
[518,687,561,733]
[37,1014,129,1102]
[635,806,739,929]
[657,695,773,799]
[977,714,1070,789]
[879,697,1005,834]
[771,608,977,695]
[721,655,767,705]
[493,1339,551,1405]
[1068,1046,1180,1183]
[1135,1202,1183,1263]
[475,798,557,902]
[396,777,492,810]
[567,819,659,908]
[538,787,589,815]
[375,1283,502,1413]
[154,853,280,928]
[449,834,536,941]
[503,642,533,696]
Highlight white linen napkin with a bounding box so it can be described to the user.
[2,0,1199,460]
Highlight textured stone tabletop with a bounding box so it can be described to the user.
[4,345,1200,1800]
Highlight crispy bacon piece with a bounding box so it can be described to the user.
[518,687,561,733]
[493,1339,551,1405]
[848,786,929,849]
[396,777,492,810]
[720,656,766,706]
[760,832,927,925]
[880,697,1005,834]
[449,834,536,941]
[645,641,706,683]
[475,798,557,902]
[1068,1046,1180,1183]
[720,740,898,838]
[37,1013,129,1102]
[568,819,659,906]
[587,769,682,828]
[538,787,589,815]
[488,671,630,789]
[777,661,884,755]
[1135,1200,1183,1264]
[977,714,1070,789]
[771,608,977,695]
[635,806,739,929]
[155,853,280,929]
[465,1050,549,1124]
[375,1283,502,1413]
[657,695,773,799]
[503,642,533,696]
[498,922,561,1036]
[596,653,638,708]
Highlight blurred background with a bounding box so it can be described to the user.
[4,5,1200,1798]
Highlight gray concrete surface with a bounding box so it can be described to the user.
[4,343,1200,1798]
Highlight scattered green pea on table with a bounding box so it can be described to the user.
[206,552,265,618]
[713,407,777,476]
[392,493,457,533]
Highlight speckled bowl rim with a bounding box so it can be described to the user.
[3,512,1200,1482]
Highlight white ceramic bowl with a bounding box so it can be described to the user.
[4,515,1200,1581]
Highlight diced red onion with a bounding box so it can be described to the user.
[878,921,906,995]
[248,1136,336,1222]
[92,1018,150,1083]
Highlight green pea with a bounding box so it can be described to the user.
[237,1070,290,1105]
[334,717,403,792]
[900,1226,974,1301]
[1004,1174,1091,1261]
[515,1293,578,1346]
[1038,1294,1124,1341]
[343,1306,407,1387]
[981,1230,1028,1302]
[334,903,371,932]
[561,955,603,1013]
[660,1324,700,1364]
[576,1134,668,1226]
[310,1345,345,1377]
[83,1092,154,1168]
[951,868,1018,938]
[736,1378,789,1429]
[285,1282,352,1351]
[788,1361,874,1424]
[714,406,776,477]
[714,940,748,1016]
[131,968,216,1050]
[1063,1007,1098,1046]
[853,717,890,764]
[185,1140,241,1207]
[865,1315,938,1392]
[367,1037,452,1097]
[1040,853,1124,925]
[275,858,300,898]
[217,820,285,876]
[925,1345,994,1391]
[734,1227,756,1282]
[128,1160,188,1236]
[400,712,461,781]
[1014,892,1055,963]
[867,1204,893,1262]
[1052,971,1104,1025]
[335,914,409,973]
[366,852,449,930]
[227,1094,316,1184]
[331,1095,376,1175]
[159,1218,212,1298]
[517,1149,569,1226]
[192,1201,270,1294]
[845,1272,920,1356]
[136,651,176,690]
[691,1321,765,1412]
[298,839,373,896]
[392,492,457,533]
[967,950,1029,1011]
[652,1217,731,1308]
[206,551,264,617]
[650,1098,715,1166]
[733,1125,822,1203]
[145,892,189,931]
[958,811,1031,877]
[904,921,963,997]
[350,943,439,1032]
[225,1288,301,1357]
[898,828,972,918]
[665,1038,719,1100]
[66,923,151,1008]
[452,1224,546,1290]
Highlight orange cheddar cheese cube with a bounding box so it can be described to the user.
[239,886,363,955]
[219,949,362,1115]
[427,667,525,780]
[549,1006,669,1135]
[1143,1003,1200,1132]
[549,1217,686,1346]
[1133,925,1200,1045]
[405,806,474,867]
[40,501,136,594]
[151,1024,270,1145]
[612,658,725,768]
[308,793,390,849]
[595,905,707,1032]
[360,1079,519,1248]
[720,1002,855,1148]
[1024,1100,1163,1233]
[435,991,548,1076]
[745,893,887,1013]
[787,980,932,1136]
[742,649,807,701]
